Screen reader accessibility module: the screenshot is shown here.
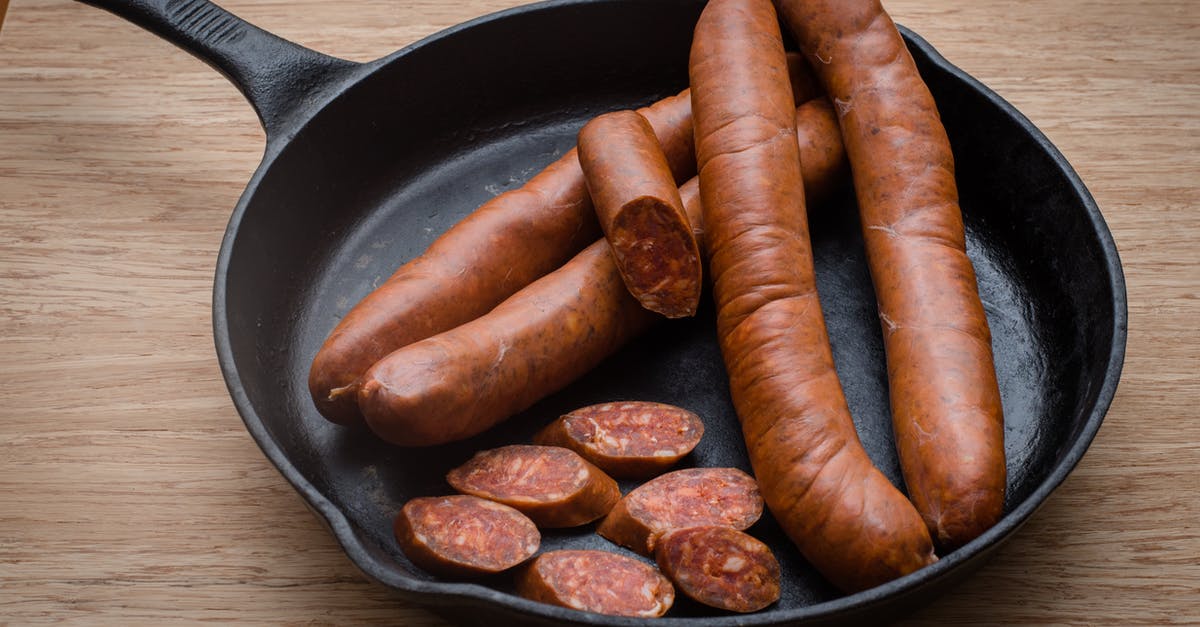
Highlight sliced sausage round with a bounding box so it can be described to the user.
[533,401,705,479]
[596,467,763,555]
[655,525,780,613]
[446,445,620,528]
[516,550,674,618]
[393,495,539,578]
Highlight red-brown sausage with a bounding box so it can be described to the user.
[775,0,1006,551]
[393,495,539,578]
[355,97,845,448]
[445,445,619,528]
[654,525,780,613]
[307,90,698,426]
[596,468,762,556]
[308,54,825,426]
[533,401,704,479]
[578,111,703,318]
[689,0,936,592]
[516,550,675,618]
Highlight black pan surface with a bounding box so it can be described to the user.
[85,0,1126,624]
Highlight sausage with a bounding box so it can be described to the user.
[393,495,539,578]
[307,89,698,426]
[533,401,704,479]
[578,111,703,318]
[775,0,1006,551]
[308,54,826,426]
[355,96,846,448]
[516,550,674,618]
[445,445,619,527]
[596,468,762,556]
[654,525,780,613]
[357,239,655,446]
[689,0,936,592]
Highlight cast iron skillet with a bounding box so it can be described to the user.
[81,0,1126,624]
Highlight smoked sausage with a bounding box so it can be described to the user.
[309,54,826,426]
[355,97,845,448]
[578,111,703,318]
[533,401,704,479]
[308,89,698,425]
[775,0,1006,551]
[393,495,539,578]
[654,525,780,613]
[445,445,619,528]
[689,0,936,592]
[596,467,762,556]
[516,550,674,618]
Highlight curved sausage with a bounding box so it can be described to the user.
[654,525,780,613]
[533,401,704,479]
[446,445,619,528]
[516,550,674,618]
[775,0,1006,551]
[393,495,539,578]
[578,111,702,318]
[308,55,826,426]
[689,0,936,592]
[356,97,845,448]
[596,467,762,556]
[307,89,698,426]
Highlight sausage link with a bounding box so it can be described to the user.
[307,90,698,425]
[533,401,704,479]
[775,0,1006,551]
[393,495,539,577]
[308,54,825,426]
[654,525,780,613]
[355,97,845,448]
[596,468,763,556]
[689,0,935,592]
[579,111,703,318]
[516,550,674,618]
[445,445,619,528]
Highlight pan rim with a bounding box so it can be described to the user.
[210,2,1129,624]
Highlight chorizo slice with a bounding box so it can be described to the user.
[689,0,936,592]
[446,445,620,528]
[775,0,1006,551]
[533,401,704,479]
[516,550,674,618]
[578,110,703,318]
[596,467,762,556]
[655,525,780,613]
[393,495,539,578]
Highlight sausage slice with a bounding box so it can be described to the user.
[446,445,620,528]
[516,550,674,618]
[597,467,762,555]
[393,495,539,578]
[533,401,704,479]
[655,525,780,613]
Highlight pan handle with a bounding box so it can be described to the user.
[79,0,363,140]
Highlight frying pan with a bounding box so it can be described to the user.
[81,0,1127,624]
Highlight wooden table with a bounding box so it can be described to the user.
[2,0,1196,624]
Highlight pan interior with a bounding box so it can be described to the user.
[218,1,1119,620]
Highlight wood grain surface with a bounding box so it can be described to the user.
[1,0,1197,624]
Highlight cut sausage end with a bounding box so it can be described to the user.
[446,445,620,528]
[655,526,781,613]
[394,495,539,578]
[517,550,675,618]
[533,401,705,479]
[610,196,703,318]
[597,467,763,556]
